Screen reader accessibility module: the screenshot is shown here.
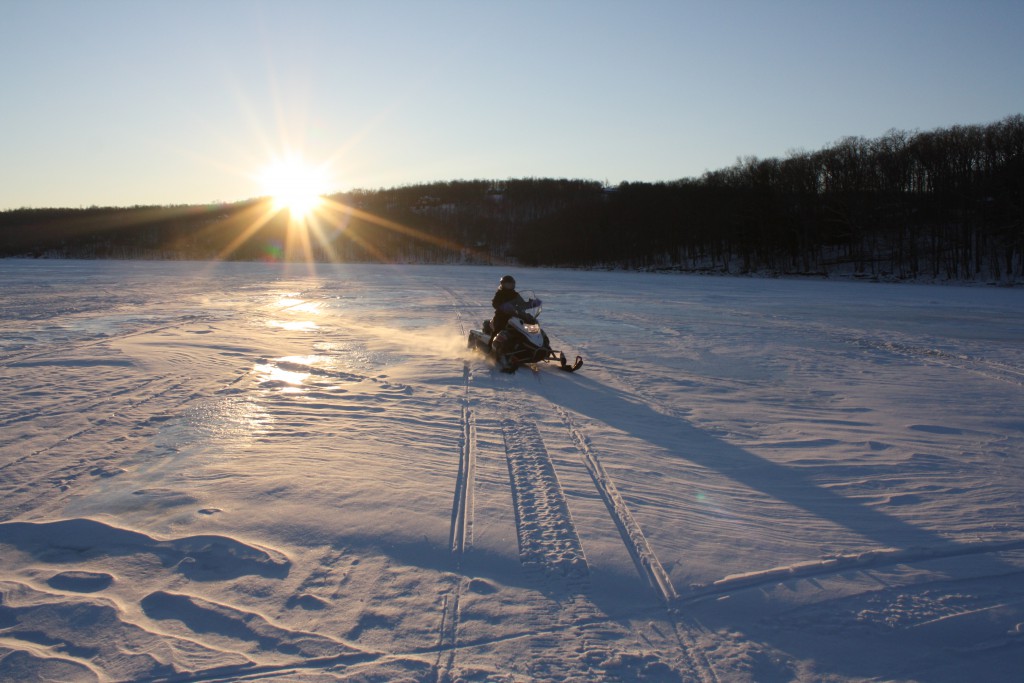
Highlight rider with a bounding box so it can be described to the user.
[486,275,539,337]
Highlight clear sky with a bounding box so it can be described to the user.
[2,0,1022,210]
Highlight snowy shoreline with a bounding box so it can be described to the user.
[5,254,1023,288]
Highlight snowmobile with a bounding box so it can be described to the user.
[467,293,583,373]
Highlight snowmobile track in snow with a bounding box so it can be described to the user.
[557,406,679,605]
[449,362,476,560]
[0,373,203,518]
[852,334,1024,388]
[437,294,476,680]
[684,537,1024,605]
[433,581,465,681]
[501,417,589,578]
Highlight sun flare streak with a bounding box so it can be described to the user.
[207,155,487,268]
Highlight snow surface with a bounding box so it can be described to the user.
[1,259,1023,682]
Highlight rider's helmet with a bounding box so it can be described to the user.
[499,275,516,290]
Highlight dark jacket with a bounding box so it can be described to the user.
[491,287,526,333]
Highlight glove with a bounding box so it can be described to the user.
[528,298,542,307]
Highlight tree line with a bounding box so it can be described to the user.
[2,114,1021,282]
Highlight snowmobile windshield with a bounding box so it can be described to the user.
[520,290,541,317]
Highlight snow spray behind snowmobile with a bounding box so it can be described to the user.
[468,293,583,373]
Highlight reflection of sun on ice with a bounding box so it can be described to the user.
[258,156,331,221]
[267,294,321,330]
[253,356,335,395]
[254,361,309,392]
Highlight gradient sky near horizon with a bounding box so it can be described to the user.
[2,0,1022,210]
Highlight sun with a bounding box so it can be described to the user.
[258,156,331,221]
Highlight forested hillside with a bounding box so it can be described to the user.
[3,115,1021,282]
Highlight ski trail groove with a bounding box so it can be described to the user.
[828,326,1024,388]
[673,620,720,683]
[432,584,463,682]
[501,417,589,578]
[437,292,475,680]
[439,285,469,339]
[0,316,202,366]
[633,617,719,683]
[449,363,476,560]
[0,376,203,518]
[556,406,679,605]
[686,537,1024,604]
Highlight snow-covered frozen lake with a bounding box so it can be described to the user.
[1,259,1023,681]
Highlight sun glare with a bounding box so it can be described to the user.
[258,156,331,220]
[223,148,468,266]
